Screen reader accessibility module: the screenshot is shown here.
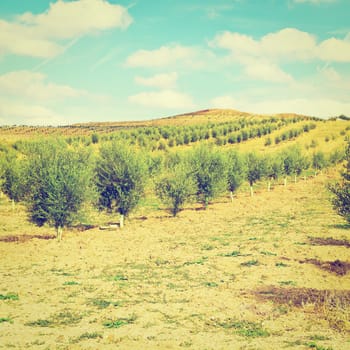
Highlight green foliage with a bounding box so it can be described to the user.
[226,150,246,194]
[0,317,12,324]
[1,152,27,202]
[312,151,328,172]
[329,143,350,222]
[217,318,269,338]
[24,140,93,238]
[96,142,147,219]
[283,146,310,177]
[245,153,264,187]
[156,162,195,216]
[103,314,136,328]
[264,154,284,180]
[0,293,19,301]
[189,145,227,208]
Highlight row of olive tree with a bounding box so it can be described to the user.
[0,140,344,238]
[153,145,343,217]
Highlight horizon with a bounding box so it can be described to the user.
[0,0,350,126]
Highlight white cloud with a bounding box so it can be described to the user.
[0,101,67,125]
[318,37,350,62]
[0,70,107,125]
[128,90,194,109]
[135,72,178,89]
[210,95,238,109]
[0,71,87,101]
[243,58,294,83]
[212,27,350,63]
[126,44,197,68]
[0,0,132,58]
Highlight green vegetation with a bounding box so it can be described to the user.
[329,142,350,223]
[189,145,227,208]
[217,318,270,338]
[24,140,93,240]
[103,314,136,328]
[96,142,147,228]
[0,293,19,301]
[155,161,194,216]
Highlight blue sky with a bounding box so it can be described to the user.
[0,0,349,125]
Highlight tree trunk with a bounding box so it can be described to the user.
[294,174,297,183]
[11,199,15,211]
[56,226,63,241]
[230,191,234,203]
[250,186,254,197]
[120,214,124,229]
[267,181,271,192]
[284,177,287,187]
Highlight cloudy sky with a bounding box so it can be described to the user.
[0,0,349,125]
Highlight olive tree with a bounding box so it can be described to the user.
[1,152,27,209]
[329,143,350,223]
[155,162,194,217]
[96,142,147,228]
[226,150,246,201]
[189,145,227,208]
[312,151,328,176]
[25,140,93,241]
[283,146,309,185]
[245,152,264,196]
[264,154,284,191]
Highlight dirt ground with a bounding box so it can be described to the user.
[0,174,349,349]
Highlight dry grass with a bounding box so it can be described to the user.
[0,171,349,349]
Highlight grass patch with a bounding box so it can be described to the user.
[184,257,208,266]
[275,262,289,267]
[63,281,79,286]
[279,280,297,286]
[90,298,120,309]
[0,317,12,324]
[103,314,136,328]
[73,332,103,343]
[240,260,259,267]
[220,250,251,257]
[113,274,128,281]
[260,251,277,256]
[204,282,218,287]
[216,318,269,338]
[26,310,83,328]
[0,293,18,301]
[25,319,53,327]
[201,244,215,251]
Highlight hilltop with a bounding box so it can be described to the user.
[0,108,316,142]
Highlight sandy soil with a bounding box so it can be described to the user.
[0,174,349,349]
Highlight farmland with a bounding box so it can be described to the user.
[0,109,349,349]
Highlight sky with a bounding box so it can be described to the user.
[0,0,350,125]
